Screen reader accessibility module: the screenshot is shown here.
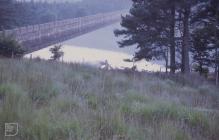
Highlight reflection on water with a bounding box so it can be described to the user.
[25,45,165,72]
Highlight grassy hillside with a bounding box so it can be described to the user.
[0,58,218,140]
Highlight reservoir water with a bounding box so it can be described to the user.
[25,23,165,72]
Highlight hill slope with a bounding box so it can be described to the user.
[0,59,218,140]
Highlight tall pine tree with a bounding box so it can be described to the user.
[114,0,178,73]
[191,0,219,83]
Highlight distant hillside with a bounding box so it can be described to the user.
[0,58,218,140]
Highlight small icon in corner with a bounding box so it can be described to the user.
[5,123,19,137]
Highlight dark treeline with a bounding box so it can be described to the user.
[0,0,131,29]
[115,0,219,83]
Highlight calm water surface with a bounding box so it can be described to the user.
[25,23,165,72]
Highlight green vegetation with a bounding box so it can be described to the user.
[49,44,64,61]
[115,0,219,79]
[0,0,131,29]
[0,59,218,140]
[0,34,25,58]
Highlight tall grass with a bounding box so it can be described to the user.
[0,58,218,140]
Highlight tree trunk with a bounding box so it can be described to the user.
[166,48,169,73]
[216,46,219,85]
[199,63,203,75]
[182,5,190,74]
[215,3,219,85]
[170,2,176,74]
[216,67,219,85]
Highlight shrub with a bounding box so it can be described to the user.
[0,34,25,58]
[49,44,64,61]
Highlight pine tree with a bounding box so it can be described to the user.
[191,0,219,82]
[169,0,176,73]
[181,0,191,74]
[191,27,214,75]
[114,0,178,73]
[173,0,197,74]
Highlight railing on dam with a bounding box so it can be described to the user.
[0,10,126,53]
